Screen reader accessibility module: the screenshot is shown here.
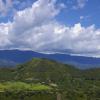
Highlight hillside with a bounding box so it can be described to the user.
[82,68,100,80]
[0,68,15,82]
[15,58,80,83]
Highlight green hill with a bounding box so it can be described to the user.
[14,58,80,83]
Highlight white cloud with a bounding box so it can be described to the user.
[73,0,88,10]
[11,0,61,34]
[0,0,100,57]
[80,16,84,20]
[0,23,11,48]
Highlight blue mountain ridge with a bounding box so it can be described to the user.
[0,50,100,69]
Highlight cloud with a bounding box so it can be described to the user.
[0,0,13,16]
[80,16,84,20]
[0,0,100,57]
[31,23,100,57]
[73,0,88,10]
[11,0,61,34]
[0,22,11,48]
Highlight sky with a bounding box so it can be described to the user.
[0,0,100,57]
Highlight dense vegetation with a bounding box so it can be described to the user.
[0,58,100,100]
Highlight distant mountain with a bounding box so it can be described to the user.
[0,50,100,69]
[0,59,17,67]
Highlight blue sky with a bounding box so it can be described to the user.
[57,0,100,28]
[0,0,100,57]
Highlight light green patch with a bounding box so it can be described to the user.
[0,82,52,92]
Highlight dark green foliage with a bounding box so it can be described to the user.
[0,92,56,100]
[0,68,15,82]
[82,68,100,80]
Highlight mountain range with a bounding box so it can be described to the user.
[0,50,100,69]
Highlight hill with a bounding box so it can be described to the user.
[15,58,80,83]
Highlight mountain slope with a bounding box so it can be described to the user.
[82,68,100,80]
[15,58,80,83]
[0,68,15,81]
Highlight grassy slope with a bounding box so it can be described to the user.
[0,82,52,92]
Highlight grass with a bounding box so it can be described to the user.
[0,82,52,92]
